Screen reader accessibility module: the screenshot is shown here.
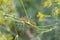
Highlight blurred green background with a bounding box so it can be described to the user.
[0,0,60,40]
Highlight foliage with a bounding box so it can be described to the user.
[0,0,60,40]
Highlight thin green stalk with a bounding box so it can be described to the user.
[20,0,28,18]
[4,13,56,32]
